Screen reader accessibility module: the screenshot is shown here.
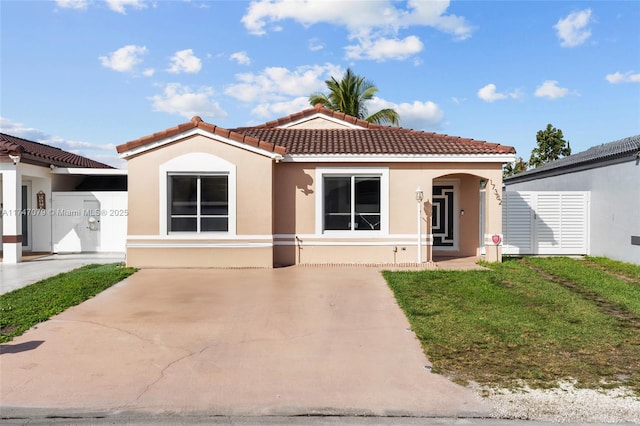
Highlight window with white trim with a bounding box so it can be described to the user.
[323,175,381,231]
[168,173,228,232]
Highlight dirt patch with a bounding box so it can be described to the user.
[581,259,640,285]
[521,259,640,329]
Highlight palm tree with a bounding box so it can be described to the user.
[309,68,400,126]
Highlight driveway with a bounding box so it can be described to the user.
[0,267,491,417]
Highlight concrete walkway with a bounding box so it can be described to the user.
[0,253,125,294]
[0,267,491,417]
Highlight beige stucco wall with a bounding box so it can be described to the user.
[125,134,275,268]
[124,131,505,267]
[273,162,504,265]
[127,245,273,268]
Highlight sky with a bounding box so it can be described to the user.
[1,0,639,168]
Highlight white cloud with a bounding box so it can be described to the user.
[477,84,520,102]
[371,98,444,129]
[345,35,423,61]
[0,117,122,167]
[0,116,50,142]
[167,49,202,74]
[308,38,324,51]
[242,0,471,38]
[230,51,251,65]
[606,71,640,84]
[99,45,147,72]
[241,0,472,61]
[105,0,148,14]
[150,83,227,119]
[252,97,312,118]
[534,80,570,99]
[250,96,444,130]
[554,9,592,47]
[55,0,88,10]
[225,63,343,103]
[142,68,155,77]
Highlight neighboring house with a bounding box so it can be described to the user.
[117,105,515,268]
[504,135,640,265]
[0,133,127,263]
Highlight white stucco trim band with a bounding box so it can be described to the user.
[127,242,273,248]
[274,233,435,246]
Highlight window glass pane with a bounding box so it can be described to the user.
[324,176,351,230]
[201,217,228,232]
[355,177,380,213]
[171,217,197,232]
[355,177,380,230]
[201,176,228,215]
[170,176,197,215]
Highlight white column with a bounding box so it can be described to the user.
[1,165,23,263]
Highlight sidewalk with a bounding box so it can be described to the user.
[0,253,125,294]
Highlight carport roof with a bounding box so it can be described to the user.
[0,133,113,169]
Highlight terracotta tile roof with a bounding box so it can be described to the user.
[0,133,113,168]
[116,116,287,156]
[233,128,515,156]
[233,104,514,156]
[117,106,514,158]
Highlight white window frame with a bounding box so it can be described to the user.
[315,167,389,236]
[167,173,229,233]
[159,152,236,237]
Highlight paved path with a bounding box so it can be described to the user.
[0,267,491,417]
[0,253,125,294]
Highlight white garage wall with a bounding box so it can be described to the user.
[52,192,127,253]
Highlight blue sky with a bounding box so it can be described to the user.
[1,0,639,168]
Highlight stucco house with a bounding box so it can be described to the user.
[504,135,640,265]
[116,105,515,268]
[1,133,127,263]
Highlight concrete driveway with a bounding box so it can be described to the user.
[0,267,490,417]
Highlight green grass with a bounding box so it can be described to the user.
[526,256,640,316]
[0,263,136,343]
[584,256,640,282]
[383,257,640,394]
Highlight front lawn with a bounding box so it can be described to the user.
[0,263,136,343]
[383,257,640,394]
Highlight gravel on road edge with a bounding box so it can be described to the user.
[477,381,640,423]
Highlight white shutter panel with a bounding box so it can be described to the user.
[503,192,534,254]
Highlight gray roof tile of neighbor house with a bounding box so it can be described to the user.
[505,134,640,183]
